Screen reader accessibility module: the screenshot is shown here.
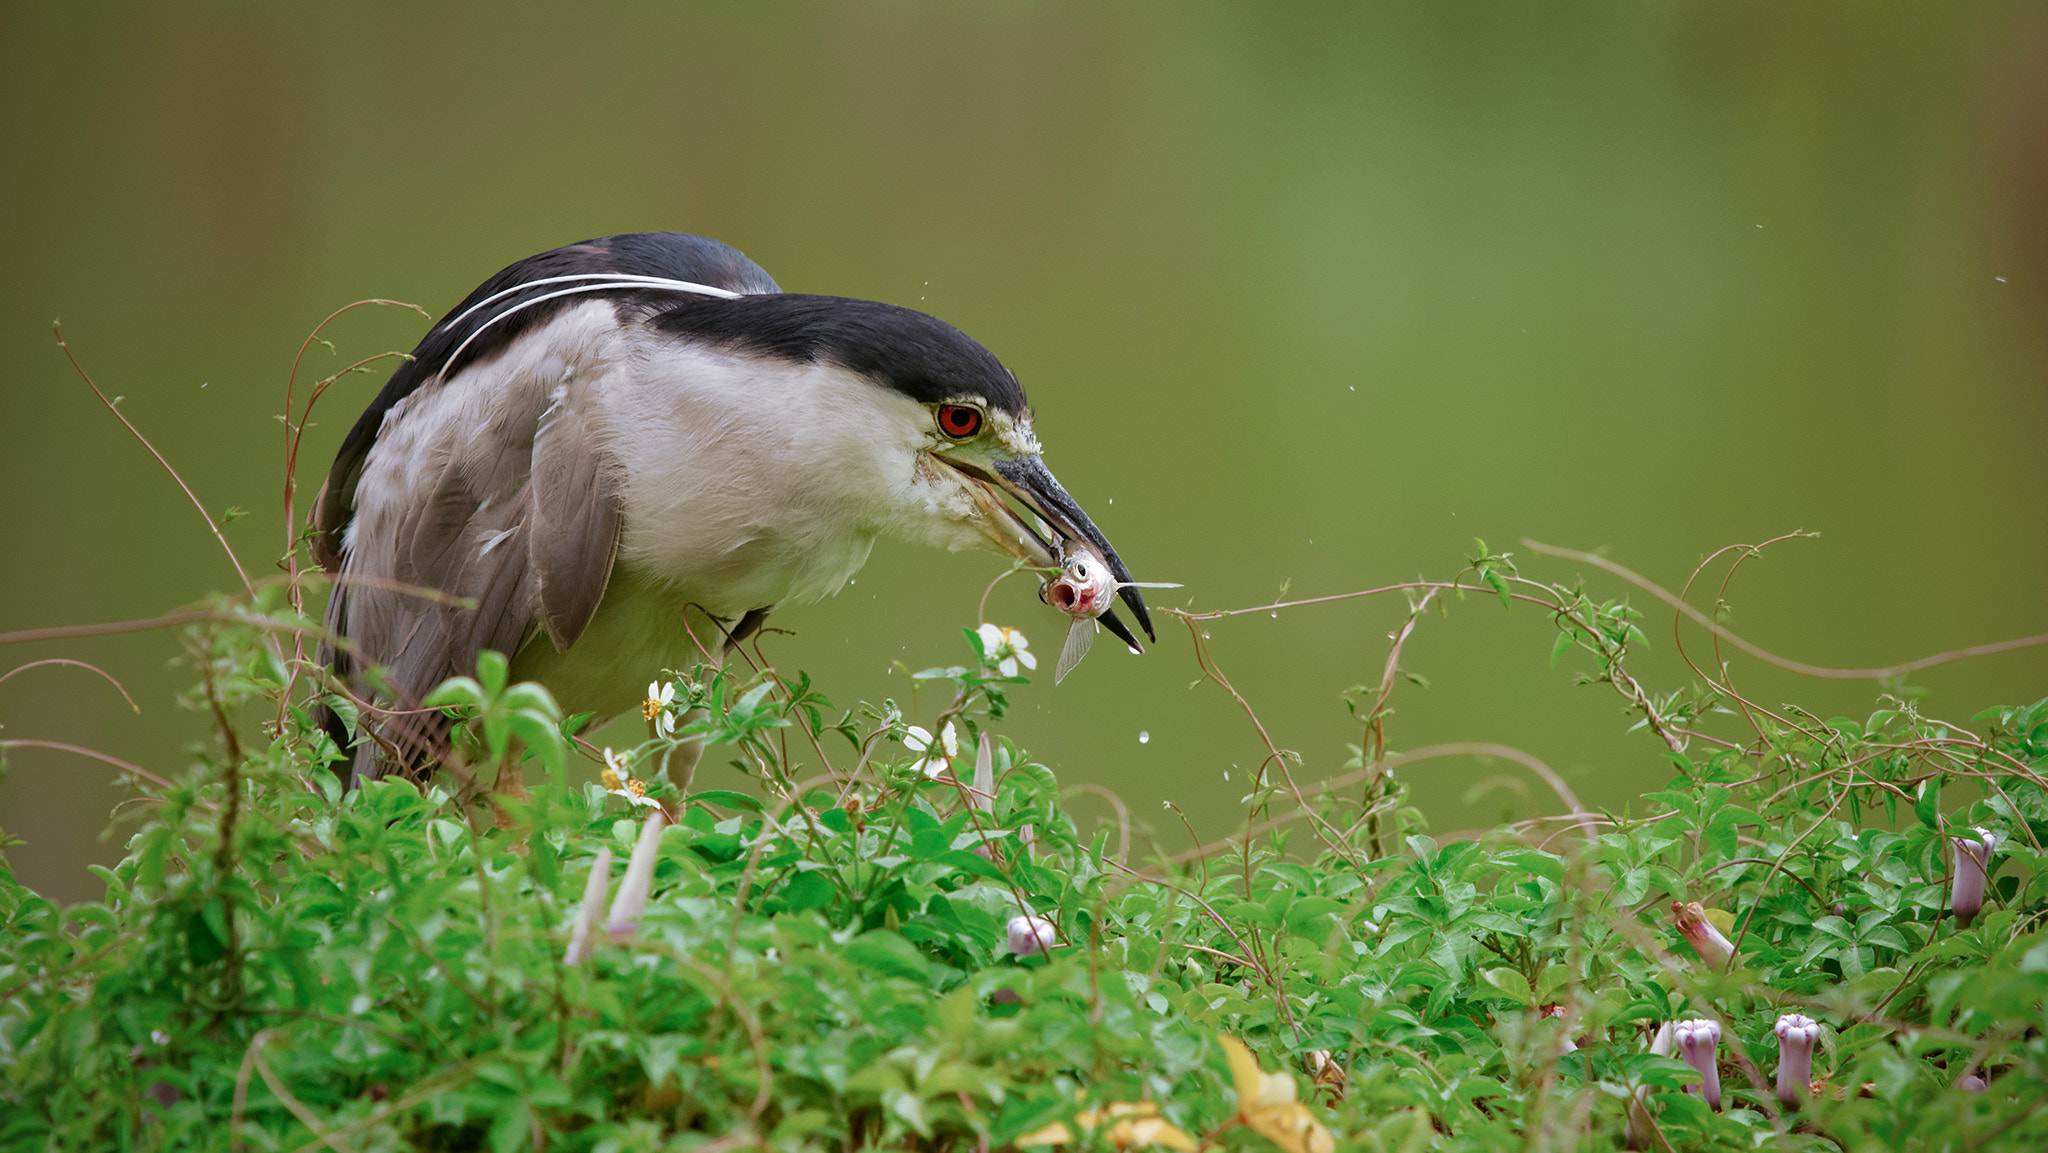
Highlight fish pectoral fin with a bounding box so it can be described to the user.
[1054,618,1096,685]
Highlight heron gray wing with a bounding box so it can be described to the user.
[529,381,623,650]
[323,303,625,782]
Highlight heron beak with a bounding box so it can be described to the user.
[937,452,1154,647]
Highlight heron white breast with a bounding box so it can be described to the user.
[598,342,983,610]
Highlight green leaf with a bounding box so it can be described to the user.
[1483,567,1510,608]
[779,871,836,912]
[476,649,509,696]
[1495,849,1564,882]
[1914,778,1942,829]
[689,789,765,813]
[184,906,224,965]
[845,930,932,982]
[1480,966,1533,1004]
[488,1103,533,1153]
[423,676,484,708]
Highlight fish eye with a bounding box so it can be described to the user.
[936,404,984,439]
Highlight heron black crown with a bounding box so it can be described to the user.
[648,293,1028,414]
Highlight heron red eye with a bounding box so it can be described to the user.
[936,404,983,439]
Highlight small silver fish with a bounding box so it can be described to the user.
[1045,552,1117,683]
[1044,552,1179,683]
[1045,552,1118,619]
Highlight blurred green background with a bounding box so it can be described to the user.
[4,3,2045,904]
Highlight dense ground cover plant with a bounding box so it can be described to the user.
[2,327,2044,1149]
[3,538,2045,1151]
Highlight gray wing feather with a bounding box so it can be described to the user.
[322,306,623,782]
[529,384,623,650]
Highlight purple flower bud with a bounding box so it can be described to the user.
[1957,1074,1987,1092]
[1006,913,1056,956]
[1774,1013,1819,1110]
[1671,901,1735,967]
[1949,828,1998,929]
[1674,1018,1723,1111]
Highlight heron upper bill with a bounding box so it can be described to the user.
[934,452,1155,646]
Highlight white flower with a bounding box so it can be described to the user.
[977,623,1037,677]
[1006,913,1057,956]
[643,680,677,735]
[903,721,959,777]
[601,748,660,809]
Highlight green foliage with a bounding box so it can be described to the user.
[423,650,571,789]
[3,563,2047,1151]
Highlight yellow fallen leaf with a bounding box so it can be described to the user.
[1017,1100,1197,1151]
[1017,1121,1075,1146]
[1220,1036,1336,1153]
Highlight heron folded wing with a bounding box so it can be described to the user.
[325,313,618,781]
[529,379,624,651]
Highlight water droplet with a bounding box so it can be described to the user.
[1138,730,1150,744]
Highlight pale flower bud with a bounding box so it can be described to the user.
[1774,1013,1819,1110]
[970,733,995,813]
[563,847,613,965]
[1006,913,1056,956]
[1673,1018,1723,1111]
[1949,828,1999,929]
[1671,901,1735,967]
[971,733,998,861]
[606,810,666,938]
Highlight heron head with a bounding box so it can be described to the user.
[649,292,1156,647]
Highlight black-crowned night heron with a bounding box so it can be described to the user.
[313,232,1151,783]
